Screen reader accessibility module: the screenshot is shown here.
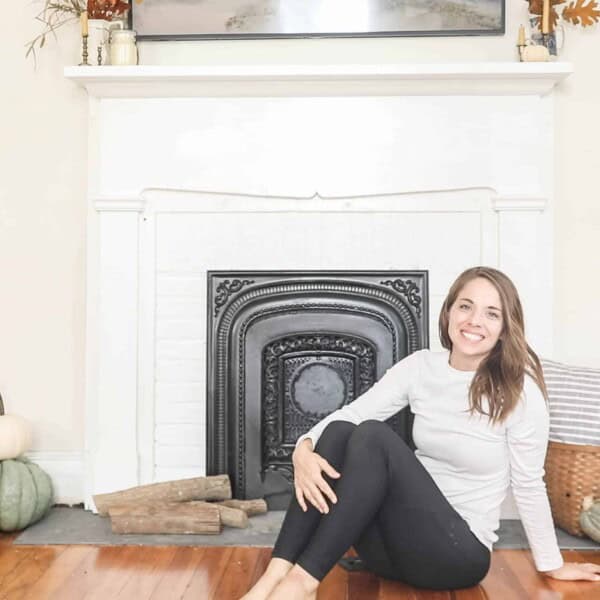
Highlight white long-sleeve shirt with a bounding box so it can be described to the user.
[296,349,564,572]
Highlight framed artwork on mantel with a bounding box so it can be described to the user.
[130,1,505,41]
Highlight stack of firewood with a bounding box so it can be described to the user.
[93,474,267,534]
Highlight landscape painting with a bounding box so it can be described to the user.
[131,0,505,40]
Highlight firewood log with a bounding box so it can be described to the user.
[108,501,221,534]
[93,475,232,516]
[196,501,249,528]
[215,499,268,516]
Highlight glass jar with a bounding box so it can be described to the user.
[110,29,138,66]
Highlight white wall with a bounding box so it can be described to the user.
[1,1,598,464]
[554,31,600,368]
[1,8,87,454]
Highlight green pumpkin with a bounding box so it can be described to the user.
[579,495,600,544]
[0,457,53,532]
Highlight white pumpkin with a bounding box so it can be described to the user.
[0,393,32,460]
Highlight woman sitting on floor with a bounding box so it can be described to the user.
[242,266,600,599]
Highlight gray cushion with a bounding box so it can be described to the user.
[541,359,600,446]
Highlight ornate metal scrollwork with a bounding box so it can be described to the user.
[262,464,295,485]
[214,278,255,316]
[261,334,376,468]
[380,278,423,317]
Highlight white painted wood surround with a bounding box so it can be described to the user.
[65,63,572,511]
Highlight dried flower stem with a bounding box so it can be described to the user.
[26,1,87,64]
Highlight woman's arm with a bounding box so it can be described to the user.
[295,349,423,450]
[291,349,423,513]
[508,377,600,581]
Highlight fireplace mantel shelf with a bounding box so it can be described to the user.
[64,62,572,97]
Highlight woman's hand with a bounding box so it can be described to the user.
[543,562,600,581]
[292,439,341,514]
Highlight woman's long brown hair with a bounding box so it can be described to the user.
[438,266,548,424]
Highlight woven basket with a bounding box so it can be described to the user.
[544,441,600,537]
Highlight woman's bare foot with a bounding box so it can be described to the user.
[266,564,319,600]
[240,557,294,600]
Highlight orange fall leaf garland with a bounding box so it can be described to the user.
[562,0,600,26]
[526,0,600,29]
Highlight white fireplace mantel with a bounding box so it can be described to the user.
[65,62,573,97]
[68,61,571,513]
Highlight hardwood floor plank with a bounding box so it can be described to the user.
[246,547,272,590]
[379,577,419,599]
[16,546,94,600]
[147,546,206,600]
[81,545,147,600]
[211,546,263,599]
[0,545,36,582]
[113,546,178,600]
[574,549,600,565]
[181,546,234,599]
[452,584,487,599]
[415,591,451,599]
[478,550,530,600]
[45,546,104,600]
[318,564,348,600]
[0,540,598,599]
[500,549,562,600]
[347,568,380,600]
[0,546,65,600]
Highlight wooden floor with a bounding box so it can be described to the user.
[1,533,599,599]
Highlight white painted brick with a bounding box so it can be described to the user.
[157,212,440,272]
[155,445,205,467]
[156,383,204,404]
[155,401,204,424]
[157,275,205,296]
[156,424,204,445]
[154,467,207,481]
[156,319,204,340]
[156,298,204,319]
[157,340,204,360]
[156,358,204,383]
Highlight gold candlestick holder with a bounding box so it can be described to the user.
[80,34,90,66]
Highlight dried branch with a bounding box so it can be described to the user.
[26,1,86,65]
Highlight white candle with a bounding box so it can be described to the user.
[81,10,89,37]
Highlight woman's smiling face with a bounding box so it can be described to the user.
[447,277,504,371]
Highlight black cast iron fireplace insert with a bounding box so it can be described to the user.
[206,271,429,508]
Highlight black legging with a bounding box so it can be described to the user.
[272,420,491,590]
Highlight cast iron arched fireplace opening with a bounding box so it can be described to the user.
[206,271,429,508]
